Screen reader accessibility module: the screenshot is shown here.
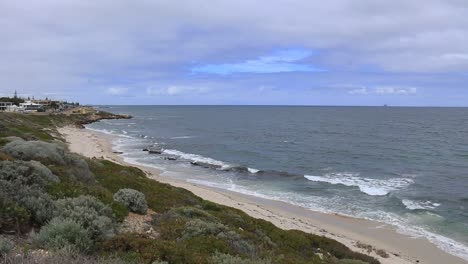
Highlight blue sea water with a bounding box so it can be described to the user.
[87,106,468,260]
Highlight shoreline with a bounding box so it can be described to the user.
[58,125,468,264]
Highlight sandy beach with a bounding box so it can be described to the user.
[58,126,468,264]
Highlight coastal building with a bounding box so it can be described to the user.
[19,100,42,111]
[0,102,13,111]
[6,105,24,112]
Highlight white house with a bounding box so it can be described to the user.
[19,101,42,111]
[6,105,24,112]
[0,102,13,111]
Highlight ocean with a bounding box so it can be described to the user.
[87,106,468,260]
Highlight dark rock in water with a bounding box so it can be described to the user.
[142,148,149,151]
[163,156,177,161]
[223,166,249,173]
[113,151,123,154]
[190,161,222,170]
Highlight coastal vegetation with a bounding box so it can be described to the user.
[0,109,379,264]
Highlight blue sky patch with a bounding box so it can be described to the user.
[191,49,322,75]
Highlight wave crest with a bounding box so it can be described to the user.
[304,173,414,196]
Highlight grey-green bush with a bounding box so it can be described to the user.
[0,160,59,187]
[18,189,57,225]
[54,196,116,239]
[334,259,369,264]
[0,180,56,225]
[65,153,94,183]
[181,219,255,256]
[2,253,139,264]
[0,160,59,225]
[1,140,67,165]
[0,237,14,256]
[0,141,94,183]
[209,252,247,264]
[208,252,271,264]
[33,218,92,253]
[113,189,148,214]
[181,219,228,240]
[217,230,255,256]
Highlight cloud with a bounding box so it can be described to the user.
[346,86,418,96]
[106,87,129,96]
[374,87,417,95]
[191,49,320,75]
[146,86,210,96]
[348,87,368,95]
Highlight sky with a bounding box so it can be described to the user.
[1,0,468,106]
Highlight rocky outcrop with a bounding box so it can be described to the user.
[70,107,132,128]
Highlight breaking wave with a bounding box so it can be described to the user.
[304,173,414,196]
[402,199,441,210]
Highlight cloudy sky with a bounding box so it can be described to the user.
[1,0,468,106]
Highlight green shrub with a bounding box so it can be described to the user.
[110,201,130,223]
[33,218,92,253]
[0,195,31,233]
[113,189,148,214]
[89,160,201,212]
[0,237,14,256]
[170,206,217,221]
[54,195,116,240]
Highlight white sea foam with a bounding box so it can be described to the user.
[85,126,115,135]
[248,168,260,173]
[360,210,468,261]
[170,135,194,139]
[402,199,441,210]
[85,126,135,139]
[163,149,232,169]
[304,173,414,196]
